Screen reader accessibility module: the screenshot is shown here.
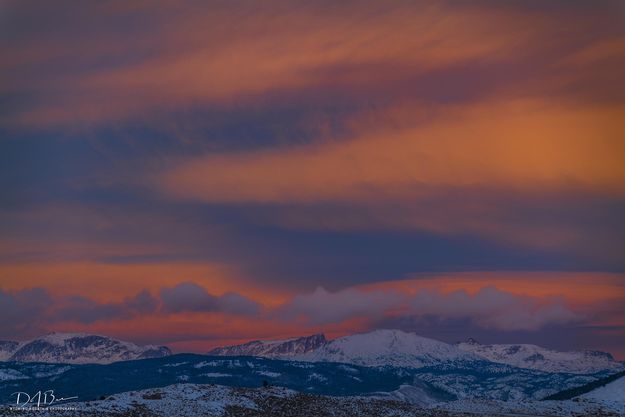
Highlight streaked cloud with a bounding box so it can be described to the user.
[0,1,559,127]
[1,0,624,357]
[160,100,625,204]
[156,99,625,256]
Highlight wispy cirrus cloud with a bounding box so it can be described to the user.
[3,1,624,128]
[159,100,625,204]
[155,99,625,259]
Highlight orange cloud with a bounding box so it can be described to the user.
[0,261,287,306]
[160,100,625,203]
[358,271,625,306]
[155,99,625,253]
[1,1,585,127]
[58,311,366,353]
[4,271,623,356]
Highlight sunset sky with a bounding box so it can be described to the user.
[1,1,624,358]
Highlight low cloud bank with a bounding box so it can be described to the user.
[0,282,583,340]
[278,286,580,331]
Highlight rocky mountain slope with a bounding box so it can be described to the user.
[209,334,326,358]
[456,338,624,374]
[0,333,171,364]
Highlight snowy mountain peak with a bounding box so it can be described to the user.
[38,332,95,346]
[209,334,327,357]
[296,329,478,368]
[457,341,623,374]
[210,329,480,368]
[2,333,172,364]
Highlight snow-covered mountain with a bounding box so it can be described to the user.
[209,334,326,358]
[295,329,479,368]
[207,330,622,373]
[579,374,625,409]
[456,338,623,374]
[2,350,600,402]
[0,333,171,364]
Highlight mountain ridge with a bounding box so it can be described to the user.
[294,329,479,368]
[209,329,622,374]
[209,334,326,357]
[0,332,171,364]
[456,338,623,374]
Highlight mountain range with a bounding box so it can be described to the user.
[209,330,478,368]
[209,329,624,374]
[2,330,622,376]
[0,332,171,364]
[455,338,620,374]
[1,329,624,415]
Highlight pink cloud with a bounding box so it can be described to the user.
[276,285,580,330]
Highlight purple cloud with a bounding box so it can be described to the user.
[159,282,260,316]
[276,287,400,325]
[54,290,159,324]
[276,285,580,330]
[0,287,53,339]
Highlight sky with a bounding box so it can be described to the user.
[1,0,624,358]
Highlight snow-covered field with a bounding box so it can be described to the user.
[2,383,623,417]
[580,374,625,413]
